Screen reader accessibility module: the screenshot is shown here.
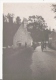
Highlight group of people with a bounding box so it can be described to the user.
[32,41,47,51]
[41,41,47,51]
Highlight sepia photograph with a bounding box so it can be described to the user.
[3,3,56,80]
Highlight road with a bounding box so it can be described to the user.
[31,46,56,80]
[3,46,56,80]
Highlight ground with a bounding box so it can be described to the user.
[31,46,56,80]
[3,46,56,80]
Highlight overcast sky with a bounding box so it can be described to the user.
[3,3,56,30]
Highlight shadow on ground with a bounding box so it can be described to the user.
[3,47,33,80]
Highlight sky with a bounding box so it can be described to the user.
[3,3,56,30]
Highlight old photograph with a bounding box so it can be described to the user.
[3,3,56,80]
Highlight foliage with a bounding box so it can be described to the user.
[27,15,48,42]
[3,13,21,47]
[52,4,56,19]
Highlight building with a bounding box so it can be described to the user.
[49,30,56,49]
[13,18,33,48]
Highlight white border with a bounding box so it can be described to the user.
[0,0,56,79]
[1,0,56,3]
[0,2,3,79]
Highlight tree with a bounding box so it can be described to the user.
[27,15,47,42]
[52,4,56,12]
[28,15,47,30]
[3,15,6,22]
[52,4,56,18]
[6,13,14,23]
[3,14,9,47]
[16,16,21,25]
[3,13,15,46]
[3,13,22,47]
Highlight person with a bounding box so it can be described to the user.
[44,41,46,49]
[32,42,36,50]
[41,41,44,51]
[25,42,27,47]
